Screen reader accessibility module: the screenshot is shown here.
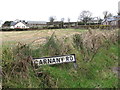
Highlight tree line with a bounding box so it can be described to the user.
[49,10,114,24]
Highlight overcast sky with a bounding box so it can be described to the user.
[0,0,120,22]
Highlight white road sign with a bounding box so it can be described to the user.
[33,54,76,66]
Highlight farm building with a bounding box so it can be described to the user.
[47,21,77,28]
[47,21,63,28]
[87,17,102,24]
[102,15,120,27]
[27,21,47,28]
[2,20,47,29]
[64,22,77,27]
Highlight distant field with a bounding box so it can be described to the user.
[0,29,87,61]
[1,29,86,46]
[1,29,86,59]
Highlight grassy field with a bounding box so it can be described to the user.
[2,29,85,44]
[1,29,84,58]
[1,29,119,88]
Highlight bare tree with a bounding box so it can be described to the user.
[103,11,109,19]
[49,16,56,22]
[67,18,71,28]
[78,10,92,24]
[61,18,65,28]
[108,13,113,17]
[103,11,113,19]
[61,18,65,22]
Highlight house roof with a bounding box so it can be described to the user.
[103,15,120,22]
[10,21,27,26]
[2,21,13,27]
[107,17,116,21]
[114,15,120,18]
[27,21,47,24]
[10,22,17,26]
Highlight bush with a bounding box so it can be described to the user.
[42,33,61,56]
[2,43,42,88]
[75,25,111,29]
[72,29,118,61]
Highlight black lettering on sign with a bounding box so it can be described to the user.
[56,58,61,63]
[39,60,43,65]
[70,56,73,61]
[66,56,69,61]
[43,59,47,64]
[52,58,56,63]
[48,59,52,64]
[61,58,64,62]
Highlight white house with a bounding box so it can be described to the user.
[2,20,47,29]
[10,21,29,29]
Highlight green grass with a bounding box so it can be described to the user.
[1,29,119,88]
[39,44,118,88]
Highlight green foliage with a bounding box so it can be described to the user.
[77,25,111,29]
[42,33,61,56]
[2,29,118,88]
[73,34,83,50]
[2,44,42,88]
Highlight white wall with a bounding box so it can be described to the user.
[11,22,29,29]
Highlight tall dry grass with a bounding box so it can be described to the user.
[73,29,118,61]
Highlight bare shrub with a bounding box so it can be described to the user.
[2,42,57,88]
[73,29,118,61]
[2,43,34,78]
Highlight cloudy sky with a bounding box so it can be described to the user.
[0,0,119,22]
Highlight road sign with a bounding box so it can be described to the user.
[33,54,76,66]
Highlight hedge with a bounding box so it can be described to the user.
[75,25,111,29]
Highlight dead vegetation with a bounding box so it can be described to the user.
[2,29,119,88]
[73,29,118,61]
